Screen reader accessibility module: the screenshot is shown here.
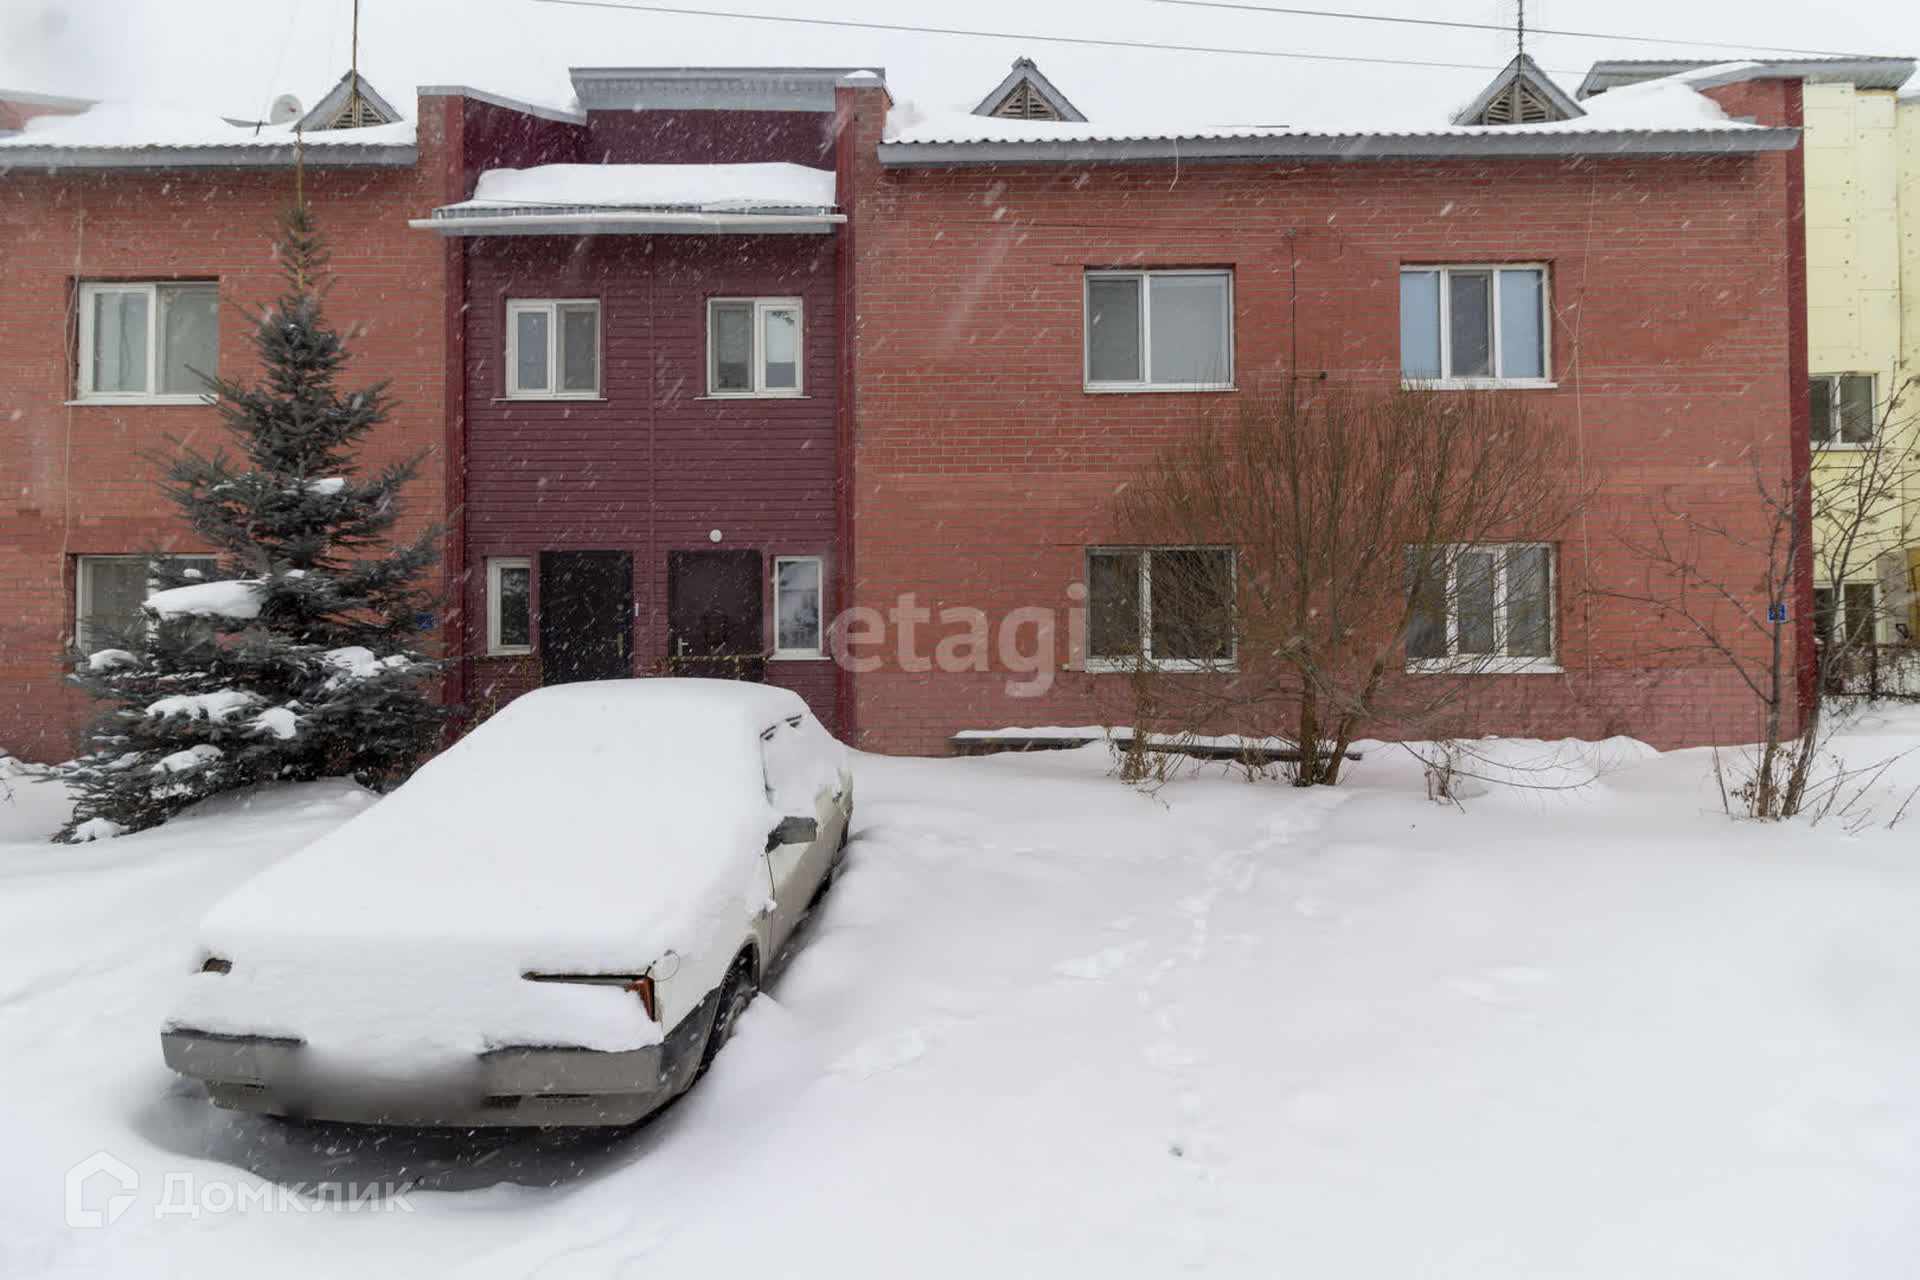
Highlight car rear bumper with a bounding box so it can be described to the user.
[160,1009,710,1128]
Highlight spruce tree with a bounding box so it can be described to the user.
[60,205,446,841]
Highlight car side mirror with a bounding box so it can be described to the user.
[766,815,818,852]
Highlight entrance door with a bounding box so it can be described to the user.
[667,549,764,681]
[539,551,633,684]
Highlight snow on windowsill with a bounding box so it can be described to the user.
[1084,383,1237,395]
[66,394,215,408]
[1400,378,1558,392]
[1083,658,1238,675]
[1406,657,1564,676]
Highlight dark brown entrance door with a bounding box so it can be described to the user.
[667,549,765,681]
[539,551,633,684]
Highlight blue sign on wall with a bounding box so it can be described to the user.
[1767,602,1787,623]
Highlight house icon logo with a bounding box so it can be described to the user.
[65,1152,138,1228]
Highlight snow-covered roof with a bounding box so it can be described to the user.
[1579,56,1917,100]
[0,99,417,170]
[415,162,841,236]
[880,71,1797,166]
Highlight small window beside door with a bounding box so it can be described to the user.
[773,557,825,658]
[708,298,803,397]
[505,299,600,398]
[487,556,533,656]
[76,281,219,403]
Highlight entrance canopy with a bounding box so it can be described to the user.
[412,162,842,236]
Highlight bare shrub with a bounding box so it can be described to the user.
[1106,386,1591,785]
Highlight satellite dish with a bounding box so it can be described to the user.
[269,94,303,125]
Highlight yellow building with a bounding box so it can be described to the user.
[1585,59,1918,655]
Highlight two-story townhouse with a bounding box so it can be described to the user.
[835,57,1818,753]
[412,68,863,735]
[1582,58,1919,672]
[0,79,452,763]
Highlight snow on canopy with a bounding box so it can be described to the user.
[449,162,838,213]
[144,579,263,621]
[165,680,845,1062]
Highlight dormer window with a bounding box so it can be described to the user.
[972,58,1086,124]
[298,71,400,133]
[1453,54,1583,128]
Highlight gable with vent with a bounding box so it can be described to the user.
[973,58,1086,123]
[298,72,401,133]
[1453,54,1584,127]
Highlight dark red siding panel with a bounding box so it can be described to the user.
[462,233,843,732]
[585,110,837,166]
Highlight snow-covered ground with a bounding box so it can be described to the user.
[5,715,1920,1277]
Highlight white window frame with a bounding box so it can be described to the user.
[74,553,219,654]
[1084,546,1238,673]
[706,297,805,398]
[486,556,534,656]
[1405,542,1560,674]
[1809,373,1877,451]
[772,555,826,659]
[1083,269,1235,393]
[75,281,219,404]
[504,299,601,399]
[1399,264,1554,390]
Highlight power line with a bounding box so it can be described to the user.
[1148,0,1881,60]
[530,0,1579,74]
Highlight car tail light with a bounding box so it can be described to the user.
[625,976,657,1020]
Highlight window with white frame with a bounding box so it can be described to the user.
[1810,374,1876,447]
[1406,543,1555,669]
[76,282,219,402]
[487,556,533,655]
[1400,265,1548,385]
[773,556,824,657]
[1086,547,1236,668]
[709,298,803,396]
[505,300,599,398]
[1085,270,1234,390]
[1813,582,1877,650]
[75,554,218,654]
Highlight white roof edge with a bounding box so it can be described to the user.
[417,85,588,126]
[1580,57,1916,99]
[409,210,844,235]
[1681,58,1918,93]
[877,128,1800,166]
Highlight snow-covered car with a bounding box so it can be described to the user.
[159,679,852,1127]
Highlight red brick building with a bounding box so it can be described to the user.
[835,59,1815,753]
[0,57,1826,762]
[0,85,450,762]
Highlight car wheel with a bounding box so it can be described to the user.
[696,953,757,1079]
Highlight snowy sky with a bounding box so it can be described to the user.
[1,0,1915,131]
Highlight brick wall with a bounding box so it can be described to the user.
[840,84,1807,753]
[0,104,453,761]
